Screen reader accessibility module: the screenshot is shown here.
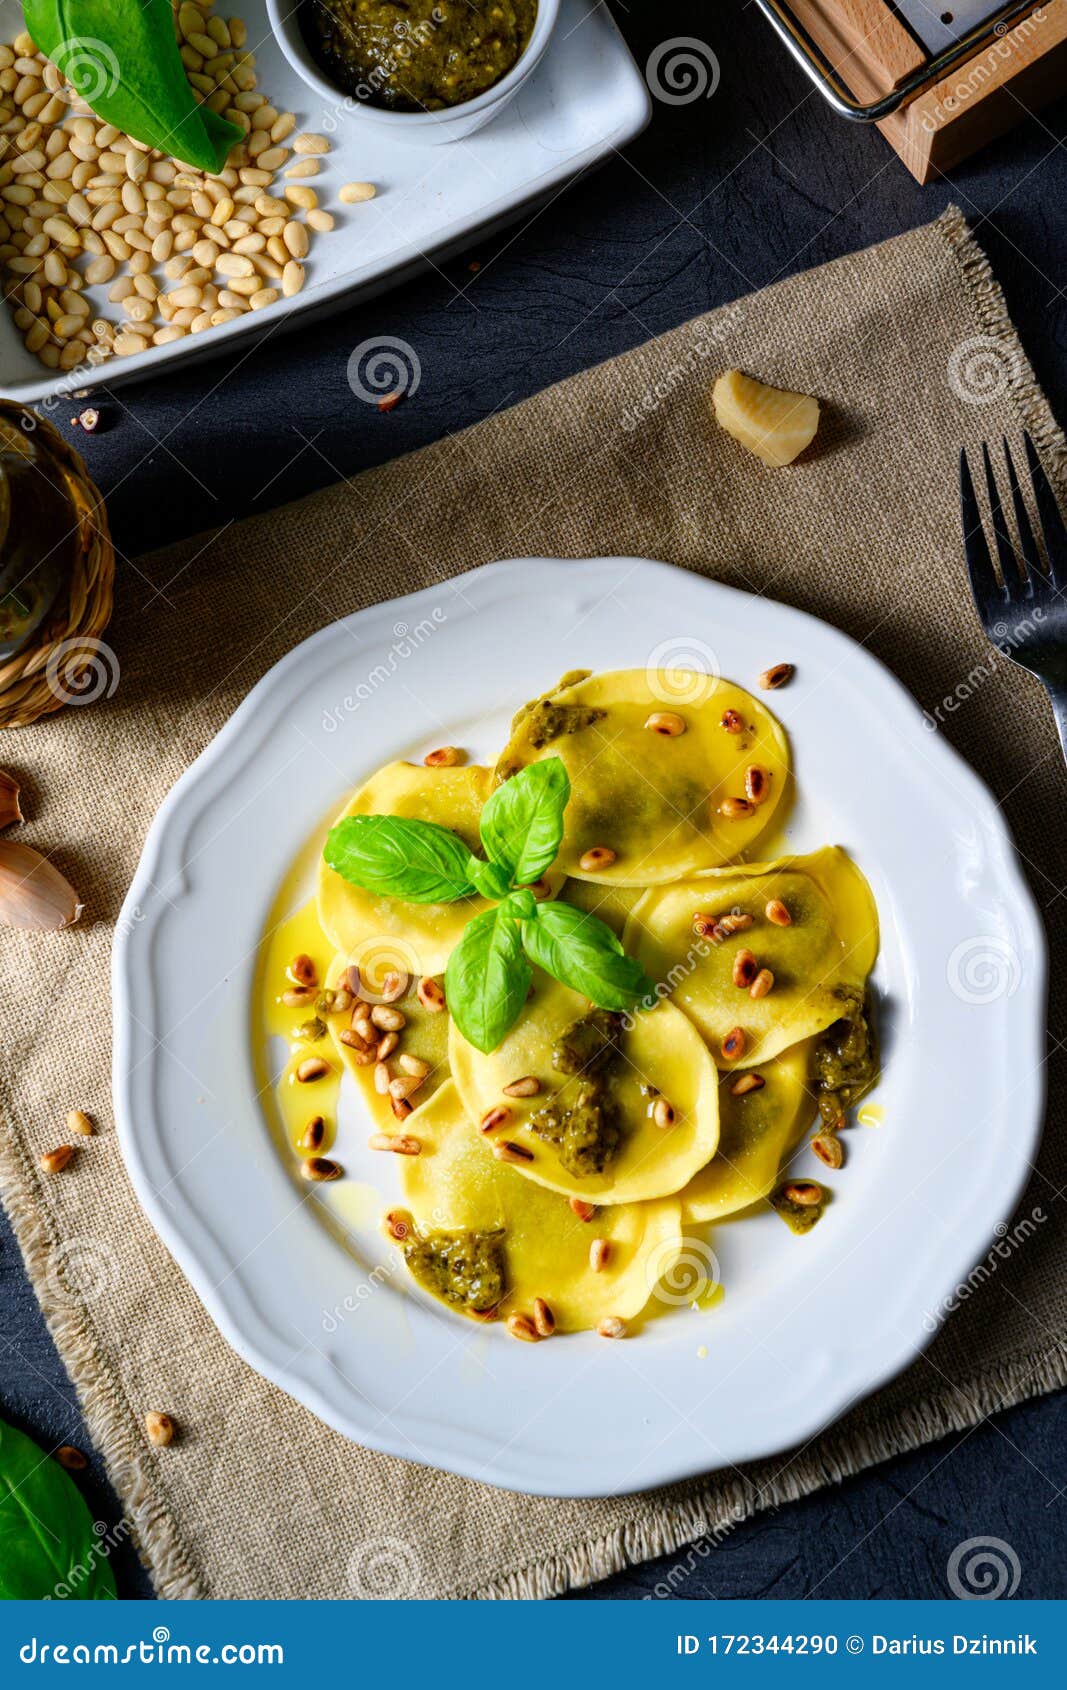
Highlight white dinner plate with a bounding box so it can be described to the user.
[113,557,1047,1497]
[0,0,649,404]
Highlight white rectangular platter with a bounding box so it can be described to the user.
[0,0,650,405]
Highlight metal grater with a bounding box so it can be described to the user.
[753,0,1045,119]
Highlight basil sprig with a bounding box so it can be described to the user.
[25,0,242,174]
[325,759,654,1052]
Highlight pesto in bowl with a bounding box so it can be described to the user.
[301,0,538,112]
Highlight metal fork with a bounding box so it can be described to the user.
[960,432,1067,766]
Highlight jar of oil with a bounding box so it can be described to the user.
[0,413,81,660]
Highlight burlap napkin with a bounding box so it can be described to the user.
[2,206,1064,1600]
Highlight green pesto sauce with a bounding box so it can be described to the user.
[529,1009,623,1178]
[302,0,538,113]
[770,1184,829,1235]
[403,1228,506,1313]
[812,988,879,1127]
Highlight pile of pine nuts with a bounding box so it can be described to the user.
[0,2,376,373]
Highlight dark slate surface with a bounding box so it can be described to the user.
[2,2,1065,1601]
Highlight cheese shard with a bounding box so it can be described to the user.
[712,369,820,468]
[392,1081,684,1330]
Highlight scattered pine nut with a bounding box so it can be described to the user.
[719,796,755,819]
[368,1133,421,1155]
[506,1312,539,1343]
[398,1054,429,1079]
[730,1072,765,1096]
[301,1155,342,1181]
[503,1076,540,1098]
[295,1057,330,1082]
[758,662,794,691]
[783,1180,823,1206]
[66,1109,93,1136]
[532,1298,555,1337]
[480,1105,511,1133]
[766,898,792,927]
[732,948,758,989]
[282,986,317,1008]
[144,1411,175,1447]
[589,1239,611,1272]
[745,765,770,805]
[493,1140,533,1164]
[374,1062,391,1096]
[579,845,616,872]
[721,1027,746,1062]
[293,132,330,155]
[371,1005,406,1032]
[56,1444,88,1470]
[644,711,686,736]
[382,1209,412,1242]
[597,1316,626,1339]
[388,1075,423,1102]
[749,968,774,1000]
[424,746,463,767]
[569,1197,596,1221]
[417,978,446,1013]
[39,1145,74,1174]
[652,1098,675,1130]
[391,1096,413,1122]
[720,709,745,733]
[811,1133,843,1169]
[339,181,376,203]
[288,953,316,987]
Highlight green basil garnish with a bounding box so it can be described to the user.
[324,755,652,1051]
[324,814,476,904]
[0,1418,116,1599]
[521,900,654,1010]
[445,903,531,1055]
[25,0,242,174]
[478,758,570,886]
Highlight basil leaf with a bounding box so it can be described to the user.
[0,1418,116,1599]
[521,901,654,1011]
[467,857,514,902]
[324,815,476,904]
[479,758,570,886]
[25,0,242,174]
[445,904,530,1054]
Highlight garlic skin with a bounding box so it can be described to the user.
[0,769,22,830]
[0,840,82,930]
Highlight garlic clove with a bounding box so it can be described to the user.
[0,840,82,930]
[0,769,23,830]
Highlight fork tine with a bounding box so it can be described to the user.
[960,448,1002,618]
[1003,437,1046,595]
[1023,430,1067,591]
[982,441,1023,595]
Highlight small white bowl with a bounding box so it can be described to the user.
[267,0,561,145]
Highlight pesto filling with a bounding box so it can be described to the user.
[812,989,878,1126]
[402,1227,506,1313]
[529,1009,623,1178]
[770,1184,829,1235]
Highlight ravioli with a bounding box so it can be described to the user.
[393,1082,683,1330]
[561,876,645,939]
[681,1041,817,1223]
[317,761,495,978]
[624,846,879,1068]
[449,970,720,1203]
[323,955,450,1127]
[495,668,791,885]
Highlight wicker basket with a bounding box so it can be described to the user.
[0,402,115,730]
